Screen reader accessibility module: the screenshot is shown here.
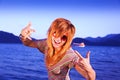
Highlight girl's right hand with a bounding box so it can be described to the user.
[21,22,35,40]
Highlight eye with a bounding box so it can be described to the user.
[53,32,56,37]
[61,35,67,41]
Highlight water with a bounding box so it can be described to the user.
[0,44,120,80]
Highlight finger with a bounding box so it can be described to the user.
[26,22,32,29]
[86,51,91,60]
[74,50,83,59]
[29,28,35,34]
[24,34,32,40]
[27,36,32,40]
[27,30,32,36]
[30,29,35,32]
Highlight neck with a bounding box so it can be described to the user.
[54,47,61,54]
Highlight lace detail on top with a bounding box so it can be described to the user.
[47,48,80,80]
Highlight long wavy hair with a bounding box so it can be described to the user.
[46,18,75,67]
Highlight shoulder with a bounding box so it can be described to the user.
[65,48,80,67]
[65,48,78,59]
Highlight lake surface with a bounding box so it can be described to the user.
[0,44,120,80]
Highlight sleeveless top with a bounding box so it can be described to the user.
[36,39,80,80]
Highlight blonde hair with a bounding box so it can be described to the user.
[46,18,75,67]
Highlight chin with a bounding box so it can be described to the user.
[53,45,60,48]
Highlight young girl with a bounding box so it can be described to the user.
[19,18,96,80]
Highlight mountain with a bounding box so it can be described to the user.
[0,31,21,43]
[0,31,120,46]
[73,34,120,46]
[72,37,91,45]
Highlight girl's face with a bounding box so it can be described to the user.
[52,33,67,50]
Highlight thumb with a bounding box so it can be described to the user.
[74,50,83,59]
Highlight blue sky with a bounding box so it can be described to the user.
[0,0,120,39]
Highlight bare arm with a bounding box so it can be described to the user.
[74,51,96,80]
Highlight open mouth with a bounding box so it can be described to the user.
[54,40,61,44]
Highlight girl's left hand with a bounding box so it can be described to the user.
[74,50,93,72]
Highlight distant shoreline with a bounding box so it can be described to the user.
[0,31,120,46]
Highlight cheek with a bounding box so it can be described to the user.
[51,37,54,43]
[62,40,66,45]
